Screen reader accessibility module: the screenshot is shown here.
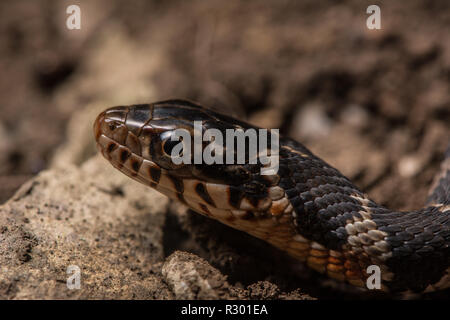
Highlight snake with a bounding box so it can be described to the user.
[94,99,449,293]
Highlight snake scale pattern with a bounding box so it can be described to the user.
[94,99,449,293]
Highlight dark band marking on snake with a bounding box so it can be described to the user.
[94,99,450,293]
[149,167,161,183]
[195,183,216,207]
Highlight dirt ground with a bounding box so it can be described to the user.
[0,0,449,299]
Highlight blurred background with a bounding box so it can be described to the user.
[0,0,449,211]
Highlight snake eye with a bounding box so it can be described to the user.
[162,137,185,158]
[163,139,180,156]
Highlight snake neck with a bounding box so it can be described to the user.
[279,137,450,292]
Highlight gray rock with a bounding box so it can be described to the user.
[0,156,170,299]
[162,251,231,299]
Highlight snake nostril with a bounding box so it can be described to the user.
[163,139,182,156]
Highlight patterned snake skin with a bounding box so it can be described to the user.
[94,99,450,293]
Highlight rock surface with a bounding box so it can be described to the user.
[0,156,171,299]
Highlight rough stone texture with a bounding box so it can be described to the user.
[162,251,231,300]
[0,156,171,299]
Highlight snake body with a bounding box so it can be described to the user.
[94,99,450,293]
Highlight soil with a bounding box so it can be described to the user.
[0,0,448,299]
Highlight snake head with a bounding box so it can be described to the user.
[94,100,277,186]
